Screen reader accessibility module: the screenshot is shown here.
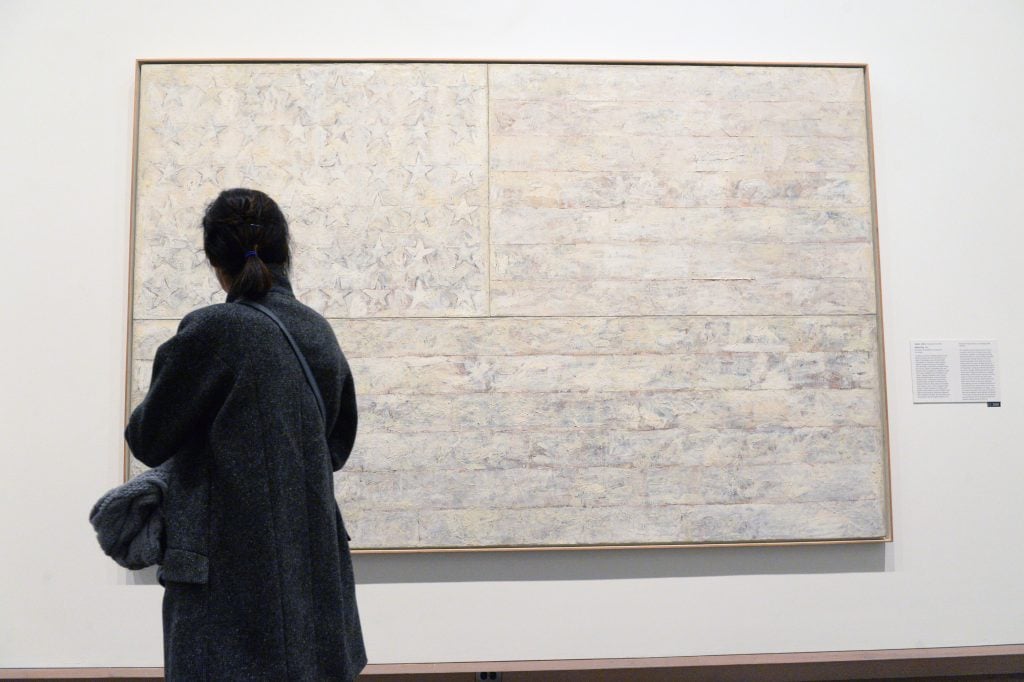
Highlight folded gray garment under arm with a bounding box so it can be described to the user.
[89,464,170,570]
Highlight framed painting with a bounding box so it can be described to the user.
[126,59,891,552]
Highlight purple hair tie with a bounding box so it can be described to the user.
[245,249,259,258]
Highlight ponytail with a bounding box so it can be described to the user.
[229,237,274,300]
[202,188,292,300]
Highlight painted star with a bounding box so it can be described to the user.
[357,266,385,291]
[405,238,436,263]
[324,286,350,313]
[450,74,478,105]
[325,113,352,143]
[365,190,390,224]
[407,277,432,310]
[366,163,391,187]
[463,122,483,145]
[237,118,267,146]
[188,246,208,268]
[452,244,478,267]
[152,118,183,141]
[404,152,434,185]
[294,103,320,127]
[452,283,477,309]
[268,84,296,111]
[451,164,477,184]
[362,287,391,307]
[409,117,430,144]
[406,205,431,229]
[450,196,480,224]
[197,166,221,185]
[368,234,390,262]
[200,123,229,145]
[162,86,185,108]
[153,196,178,226]
[299,70,326,91]
[155,161,180,183]
[148,279,182,313]
[347,291,369,317]
[148,248,177,270]
[196,85,224,109]
[362,75,390,105]
[365,117,392,144]
[448,123,469,145]
[407,83,434,105]
[241,82,265,106]
[236,161,261,183]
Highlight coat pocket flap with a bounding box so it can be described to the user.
[159,547,209,585]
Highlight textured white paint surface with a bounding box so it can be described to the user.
[129,61,889,548]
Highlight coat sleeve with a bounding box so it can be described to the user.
[125,310,235,469]
[327,370,358,472]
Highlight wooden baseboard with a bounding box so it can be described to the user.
[3,644,1023,680]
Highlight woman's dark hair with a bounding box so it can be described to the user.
[202,188,292,300]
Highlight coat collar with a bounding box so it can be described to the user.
[225,261,295,303]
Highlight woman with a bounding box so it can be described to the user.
[125,188,367,681]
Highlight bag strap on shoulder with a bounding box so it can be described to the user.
[236,299,327,426]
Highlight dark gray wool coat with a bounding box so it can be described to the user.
[124,262,367,681]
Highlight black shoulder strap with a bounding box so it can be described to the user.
[236,299,326,425]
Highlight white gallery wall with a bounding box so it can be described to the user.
[1,0,1021,668]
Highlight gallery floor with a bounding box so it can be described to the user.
[3,645,1024,681]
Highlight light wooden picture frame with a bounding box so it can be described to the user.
[125,59,892,553]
